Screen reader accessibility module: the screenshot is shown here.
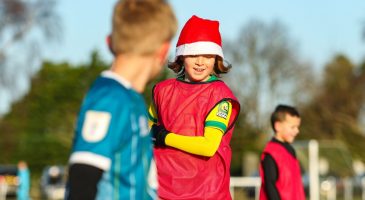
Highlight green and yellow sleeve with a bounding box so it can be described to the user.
[148,103,158,129]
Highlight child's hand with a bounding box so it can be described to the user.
[151,124,169,147]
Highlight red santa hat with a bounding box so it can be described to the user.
[175,15,224,60]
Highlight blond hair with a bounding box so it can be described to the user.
[111,0,177,55]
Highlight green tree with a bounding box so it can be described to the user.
[0,51,107,172]
[300,55,365,162]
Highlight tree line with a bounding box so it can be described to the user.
[0,50,364,177]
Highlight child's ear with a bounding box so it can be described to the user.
[157,42,171,63]
[274,121,281,133]
[106,34,115,55]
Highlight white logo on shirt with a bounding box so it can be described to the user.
[82,111,111,142]
[139,116,149,137]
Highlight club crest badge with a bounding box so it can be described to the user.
[216,101,229,119]
[82,111,111,142]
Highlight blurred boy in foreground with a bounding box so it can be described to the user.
[65,0,177,199]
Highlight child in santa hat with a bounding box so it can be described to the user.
[149,15,241,200]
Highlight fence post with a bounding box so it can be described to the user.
[309,139,320,200]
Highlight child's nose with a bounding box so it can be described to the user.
[195,56,204,65]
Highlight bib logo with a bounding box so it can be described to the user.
[216,102,229,119]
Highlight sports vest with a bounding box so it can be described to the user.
[153,78,240,200]
[259,141,305,200]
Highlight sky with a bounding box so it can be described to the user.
[1,0,365,115]
[44,0,365,71]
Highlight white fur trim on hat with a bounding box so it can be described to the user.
[175,41,224,60]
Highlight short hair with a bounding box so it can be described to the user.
[270,104,300,133]
[168,55,232,77]
[111,0,177,55]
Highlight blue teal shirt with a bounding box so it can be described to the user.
[69,71,156,200]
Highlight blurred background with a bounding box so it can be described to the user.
[0,0,365,199]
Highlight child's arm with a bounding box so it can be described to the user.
[262,154,281,199]
[165,127,223,157]
[154,101,232,157]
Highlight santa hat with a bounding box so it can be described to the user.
[175,15,224,60]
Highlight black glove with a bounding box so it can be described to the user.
[151,124,169,147]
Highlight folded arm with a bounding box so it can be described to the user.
[149,101,232,157]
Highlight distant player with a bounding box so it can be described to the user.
[259,104,305,200]
[65,0,177,199]
[17,161,30,200]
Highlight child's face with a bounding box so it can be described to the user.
[275,114,301,143]
[183,55,215,82]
